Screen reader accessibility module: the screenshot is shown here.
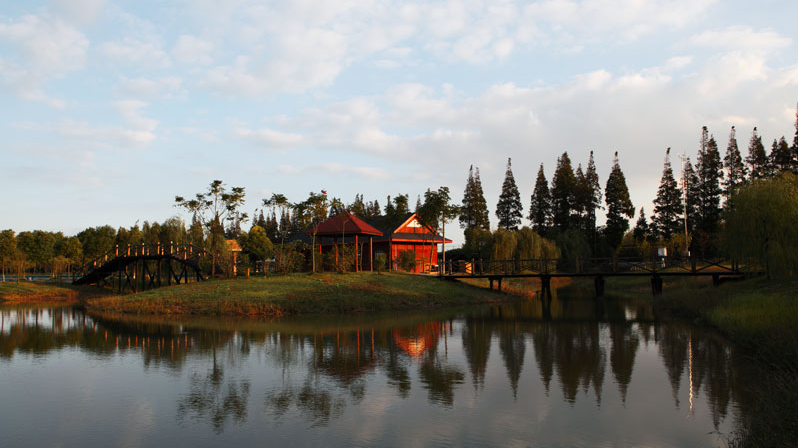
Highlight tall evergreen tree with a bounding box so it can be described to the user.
[349,194,367,218]
[746,127,768,180]
[551,152,577,231]
[604,152,634,249]
[584,151,602,239]
[770,137,793,174]
[460,165,490,232]
[722,126,747,198]
[652,148,682,240]
[793,102,798,165]
[529,164,552,234]
[696,128,723,234]
[495,158,523,230]
[633,208,650,243]
[573,164,590,231]
[682,157,700,234]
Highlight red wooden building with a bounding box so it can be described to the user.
[309,212,451,273]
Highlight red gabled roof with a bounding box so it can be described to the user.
[309,211,384,236]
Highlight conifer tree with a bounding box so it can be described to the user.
[495,158,523,230]
[696,128,723,234]
[574,164,590,231]
[551,152,577,231]
[652,148,682,240]
[793,103,798,164]
[682,157,700,233]
[584,151,602,238]
[528,164,552,234]
[770,137,793,174]
[460,166,491,232]
[746,127,768,179]
[349,194,366,218]
[384,195,395,217]
[723,126,747,198]
[633,208,649,243]
[604,152,634,249]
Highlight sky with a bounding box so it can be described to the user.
[2,0,798,246]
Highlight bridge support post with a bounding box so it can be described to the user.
[489,278,494,290]
[498,278,502,292]
[594,275,605,299]
[651,275,663,296]
[712,273,720,287]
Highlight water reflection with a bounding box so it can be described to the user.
[0,293,748,446]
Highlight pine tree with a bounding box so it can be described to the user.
[573,164,590,231]
[793,103,798,165]
[696,128,723,234]
[460,165,490,232]
[472,167,490,229]
[265,211,279,242]
[349,194,366,218]
[746,127,768,179]
[460,166,476,229]
[604,152,634,249]
[722,126,747,198]
[495,158,523,230]
[633,208,649,243]
[551,152,576,231]
[384,195,395,217]
[528,164,552,234]
[770,137,793,174]
[652,148,682,241]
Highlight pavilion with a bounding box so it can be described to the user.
[308,211,383,271]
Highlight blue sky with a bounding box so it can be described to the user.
[2,0,798,246]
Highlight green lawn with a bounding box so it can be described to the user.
[86,272,511,316]
[0,281,79,302]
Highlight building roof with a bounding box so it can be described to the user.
[308,211,384,236]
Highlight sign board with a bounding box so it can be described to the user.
[657,247,668,257]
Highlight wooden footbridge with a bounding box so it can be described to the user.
[73,243,206,292]
[438,257,760,297]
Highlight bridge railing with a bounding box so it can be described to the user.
[75,243,206,280]
[441,256,747,276]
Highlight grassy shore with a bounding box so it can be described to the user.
[86,272,514,316]
[0,281,81,303]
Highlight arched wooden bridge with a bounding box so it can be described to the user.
[439,257,760,297]
[73,243,206,292]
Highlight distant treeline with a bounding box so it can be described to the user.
[3,104,797,279]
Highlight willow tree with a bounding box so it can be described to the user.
[723,173,798,278]
[176,180,247,277]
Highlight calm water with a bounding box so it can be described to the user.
[0,288,751,447]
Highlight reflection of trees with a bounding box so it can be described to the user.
[498,325,526,398]
[553,323,605,404]
[462,320,491,389]
[384,340,411,398]
[418,354,465,407]
[176,348,250,433]
[532,325,554,393]
[657,324,689,407]
[610,324,639,402]
[265,382,346,427]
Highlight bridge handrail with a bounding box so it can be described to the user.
[76,242,206,279]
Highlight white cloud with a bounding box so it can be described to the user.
[236,127,305,148]
[99,37,171,67]
[172,34,215,65]
[318,162,390,180]
[117,76,184,99]
[49,0,106,25]
[688,26,791,53]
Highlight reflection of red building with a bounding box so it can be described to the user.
[310,212,452,273]
[393,323,441,358]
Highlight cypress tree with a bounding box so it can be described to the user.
[793,103,798,165]
[633,208,649,243]
[723,126,747,198]
[746,127,768,180]
[551,152,576,231]
[683,157,700,233]
[652,148,682,240]
[696,128,723,234]
[472,167,490,229]
[574,164,590,231]
[529,164,552,234]
[349,194,367,218]
[460,166,490,232]
[604,152,634,249]
[770,137,793,174]
[584,151,602,238]
[495,158,523,230]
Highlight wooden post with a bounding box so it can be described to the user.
[651,275,663,296]
[369,237,373,272]
[355,235,359,272]
[594,275,605,299]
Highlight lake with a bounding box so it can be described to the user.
[0,287,751,447]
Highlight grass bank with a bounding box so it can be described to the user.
[86,272,515,316]
[608,275,798,447]
[0,281,81,303]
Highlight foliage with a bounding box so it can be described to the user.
[682,157,700,234]
[490,229,518,260]
[553,228,591,271]
[722,173,798,278]
[551,152,576,231]
[0,230,16,281]
[769,136,793,174]
[723,126,747,198]
[459,165,490,232]
[463,227,493,259]
[652,148,682,240]
[77,225,117,261]
[633,208,649,243]
[239,225,273,267]
[514,227,560,260]
[696,127,723,235]
[603,152,634,250]
[528,163,552,235]
[495,158,523,230]
[746,127,768,180]
[397,250,417,272]
[374,253,388,273]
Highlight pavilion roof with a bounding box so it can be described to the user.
[309,211,384,236]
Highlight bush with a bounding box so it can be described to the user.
[397,250,416,271]
[374,253,388,273]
